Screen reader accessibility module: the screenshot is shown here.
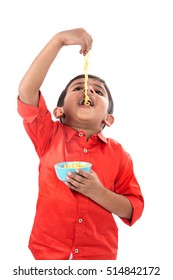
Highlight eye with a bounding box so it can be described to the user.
[95,90,103,96]
[74,86,83,91]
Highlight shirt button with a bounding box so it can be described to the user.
[74,248,79,254]
[79,133,83,137]
[83,148,88,153]
[78,218,83,223]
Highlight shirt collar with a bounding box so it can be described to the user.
[97,131,108,143]
[62,124,107,143]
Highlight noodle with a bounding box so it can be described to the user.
[63,162,88,168]
[84,51,90,105]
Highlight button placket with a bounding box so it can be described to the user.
[79,133,83,137]
[74,248,79,254]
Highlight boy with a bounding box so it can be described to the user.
[18,28,144,260]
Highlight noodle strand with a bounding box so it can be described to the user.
[84,51,90,105]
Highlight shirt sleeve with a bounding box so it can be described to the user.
[114,146,144,226]
[17,92,56,158]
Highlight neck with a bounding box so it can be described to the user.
[61,118,104,140]
[75,126,101,140]
[66,124,102,140]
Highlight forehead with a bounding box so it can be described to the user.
[68,77,107,90]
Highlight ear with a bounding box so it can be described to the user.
[103,114,114,127]
[53,107,65,119]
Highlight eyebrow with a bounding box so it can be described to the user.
[70,82,106,92]
[92,83,106,92]
[70,82,84,87]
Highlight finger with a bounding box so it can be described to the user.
[66,178,84,191]
[66,176,78,187]
[66,181,76,189]
[80,34,93,55]
[75,169,92,179]
[66,172,85,185]
[84,36,93,55]
[81,43,92,56]
[67,182,84,194]
[79,40,87,55]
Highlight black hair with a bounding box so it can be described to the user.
[57,74,114,114]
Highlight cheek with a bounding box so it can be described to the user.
[63,100,78,117]
[98,98,109,112]
[63,96,75,108]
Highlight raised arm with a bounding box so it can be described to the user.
[18,28,93,106]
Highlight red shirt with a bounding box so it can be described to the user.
[17,93,144,260]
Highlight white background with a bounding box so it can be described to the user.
[0,0,173,279]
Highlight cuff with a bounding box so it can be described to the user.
[120,195,144,226]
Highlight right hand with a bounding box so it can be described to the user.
[58,28,93,56]
[18,28,93,107]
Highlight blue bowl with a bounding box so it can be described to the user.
[54,161,92,182]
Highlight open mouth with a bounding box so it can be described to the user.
[78,98,94,107]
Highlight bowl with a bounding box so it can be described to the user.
[54,161,92,182]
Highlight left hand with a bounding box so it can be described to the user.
[66,169,104,198]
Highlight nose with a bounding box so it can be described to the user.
[86,86,95,96]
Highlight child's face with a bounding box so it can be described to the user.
[61,77,112,131]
